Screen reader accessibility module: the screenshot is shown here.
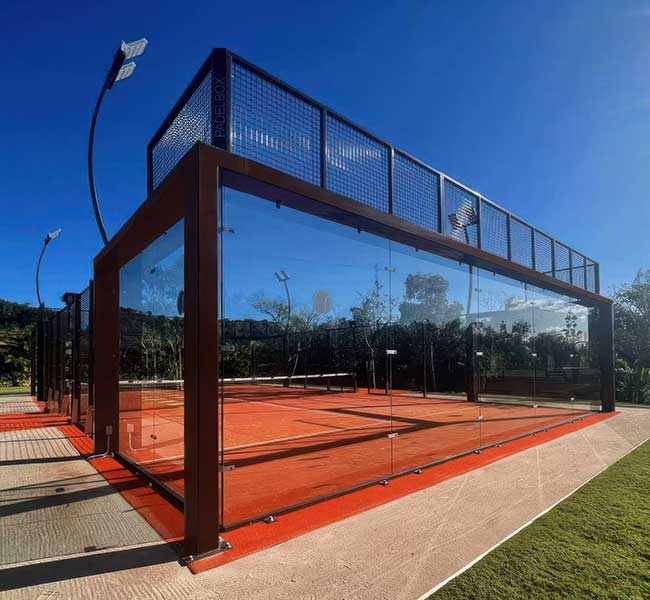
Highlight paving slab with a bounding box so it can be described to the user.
[0,395,39,415]
[0,427,159,566]
[2,408,650,600]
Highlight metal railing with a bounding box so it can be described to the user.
[148,49,599,294]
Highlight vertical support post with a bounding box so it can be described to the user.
[476,197,483,249]
[568,248,573,285]
[531,229,537,272]
[71,293,82,425]
[598,302,616,413]
[184,147,221,558]
[320,108,328,189]
[595,263,601,295]
[30,328,36,397]
[551,239,556,278]
[506,213,512,261]
[211,49,231,152]
[36,316,45,403]
[438,174,446,235]
[93,266,120,454]
[87,280,95,436]
[388,147,394,215]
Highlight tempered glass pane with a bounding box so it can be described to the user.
[531,286,601,410]
[118,220,185,496]
[476,270,590,445]
[220,187,392,526]
[388,242,480,472]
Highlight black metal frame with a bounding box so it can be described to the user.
[147,49,600,294]
[37,286,94,428]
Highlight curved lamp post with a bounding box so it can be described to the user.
[89,38,148,245]
[36,228,62,309]
[35,228,62,406]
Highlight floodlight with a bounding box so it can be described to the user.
[115,61,136,83]
[121,38,148,60]
[47,228,62,241]
[275,271,290,282]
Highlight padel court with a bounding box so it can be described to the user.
[91,49,616,558]
[118,378,591,527]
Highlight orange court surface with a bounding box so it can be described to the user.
[117,381,592,528]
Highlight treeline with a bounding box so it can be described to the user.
[0,299,44,386]
[613,269,650,403]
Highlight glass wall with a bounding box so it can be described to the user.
[118,219,185,497]
[218,181,603,528]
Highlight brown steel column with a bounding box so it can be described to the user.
[93,266,120,454]
[598,301,616,412]
[183,147,221,557]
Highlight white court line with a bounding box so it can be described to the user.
[414,423,645,600]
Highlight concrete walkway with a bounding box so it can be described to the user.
[1,406,650,599]
[0,394,40,415]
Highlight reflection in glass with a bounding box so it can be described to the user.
[118,219,185,497]
[220,188,392,525]
[217,180,602,528]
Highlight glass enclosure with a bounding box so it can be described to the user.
[118,220,185,498]
[218,182,600,527]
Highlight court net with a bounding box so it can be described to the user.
[119,372,358,404]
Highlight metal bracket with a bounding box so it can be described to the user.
[387,432,399,439]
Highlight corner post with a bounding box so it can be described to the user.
[598,301,616,413]
[92,264,120,453]
[183,146,221,557]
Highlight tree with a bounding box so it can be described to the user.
[398,273,463,325]
[613,269,650,367]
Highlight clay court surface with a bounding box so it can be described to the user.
[118,383,590,526]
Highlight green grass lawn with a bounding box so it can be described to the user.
[433,439,650,599]
[0,386,30,395]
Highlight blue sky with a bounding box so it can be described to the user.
[1,0,649,308]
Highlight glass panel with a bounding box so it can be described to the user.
[118,220,185,497]
[388,242,480,472]
[531,286,600,411]
[220,187,392,526]
[476,271,593,446]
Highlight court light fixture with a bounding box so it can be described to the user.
[88,37,149,245]
[275,271,289,282]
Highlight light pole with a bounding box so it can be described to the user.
[275,271,293,382]
[89,38,148,245]
[35,228,62,405]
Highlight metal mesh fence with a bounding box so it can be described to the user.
[444,180,479,247]
[147,50,599,294]
[151,70,212,190]
[586,261,596,292]
[231,62,321,185]
[510,218,533,268]
[572,251,585,289]
[393,152,439,231]
[480,202,509,259]
[325,115,389,212]
[555,242,571,283]
[534,231,553,276]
